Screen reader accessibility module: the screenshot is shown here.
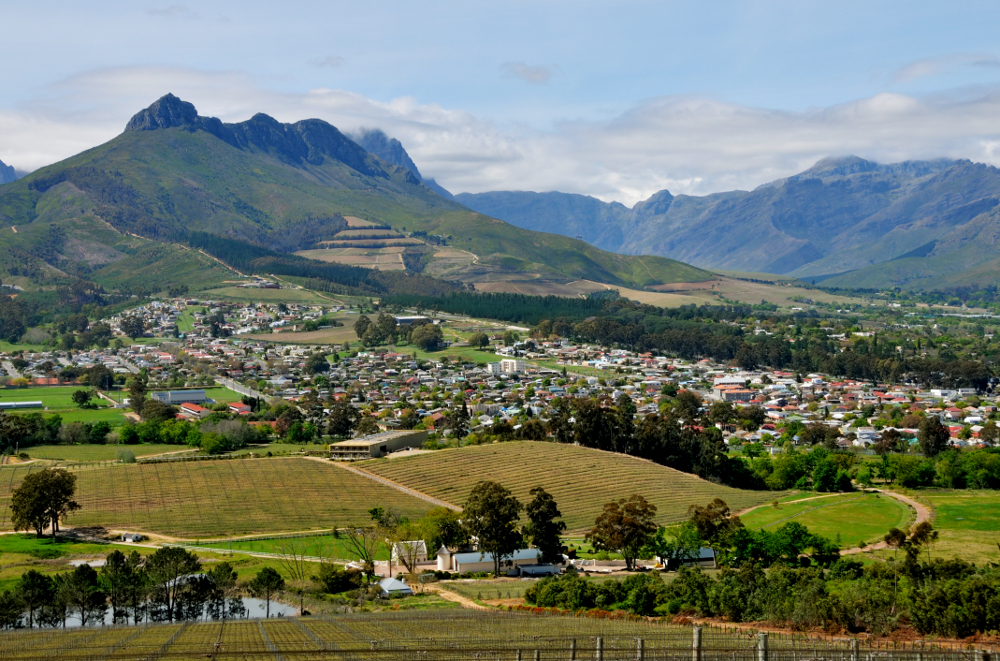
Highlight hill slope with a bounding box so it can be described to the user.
[458,156,1000,289]
[0,95,707,293]
[360,441,777,534]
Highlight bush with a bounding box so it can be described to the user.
[314,565,363,594]
[117,449,137,464]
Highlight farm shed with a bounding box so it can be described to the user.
[378,577,413,598]
[442,548,541,575]
[151,390,209,405]
[391,540,429,564]
[329,430,428,460]
[0,401,42,410]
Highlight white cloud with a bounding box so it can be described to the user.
[892,54,1000,84]
[6,66,1000,206]
[501,62,552,84]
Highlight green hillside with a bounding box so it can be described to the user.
[0,95,708,294]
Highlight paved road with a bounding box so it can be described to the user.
[1,361,20,378]
[215,376,266,400]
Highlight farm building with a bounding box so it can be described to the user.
[665,548,717,570]
[437,547,542,575]
[378,577,413,598]
[329,430,428,460]
[151,390,210,405]
[0,401,42,410]
[391,540,429,564]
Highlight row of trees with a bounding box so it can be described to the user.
[0,547,287,628]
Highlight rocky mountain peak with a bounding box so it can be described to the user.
[125,93,199,132]
[0,158,17,185]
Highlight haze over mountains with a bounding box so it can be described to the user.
[0,159,17,185]
[455,157,1000,290]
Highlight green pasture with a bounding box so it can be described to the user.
[194,534,391,561]
[740,492,912,548]
[200,286,330,304]
[24,444,189,462]
[0,386,127,425]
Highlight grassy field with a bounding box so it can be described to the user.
[194,533,391,561]
[360,442,779,534]
[23,444,190,462]
[740,492,913,549]
[199,286,332,304]
[0,386,128,426]
[0,458,434,539]
[897,490,1000,565]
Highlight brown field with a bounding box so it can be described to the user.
[317,238,423,248]
[344,215,378,227]
[246,325,358,345]
[331,229,402,239]
[0,458,433,538]
[295,248,406,270]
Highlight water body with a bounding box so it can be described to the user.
[59,597,297,628]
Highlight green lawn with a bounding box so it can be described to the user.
[0,386,128,425]
[202,386,243,404]
[24,444,190,462]
[175,306,202,332]
[0,340,49,352]
[194,534,390,561]
[740,492,912,549]
[200,286,330,304]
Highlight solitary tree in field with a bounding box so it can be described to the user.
[462,481,524,576]
[11,468,80,538]
[587,494,658,571]
[127,375,147,415]
[523,486,566,565]
[248,567,285,618]
[71,389,94,408]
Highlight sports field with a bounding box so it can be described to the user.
[903,490,1000,565]
[0,458,433,538]
[0,386,128,425]
[740,492,912,549]
[360,441,779,534]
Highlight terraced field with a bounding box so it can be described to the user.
[0,458,432,538]
[360,442,778,533]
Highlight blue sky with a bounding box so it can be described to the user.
[4,1,1000,203]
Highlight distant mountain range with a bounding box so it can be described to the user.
[0,94,706,295]
[0,158,17,185]
[457,157,1000,290]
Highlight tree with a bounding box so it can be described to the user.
[10,468,80,538]
[470,332,490,349]
[127,376,147,415]
[71,389,94,408]
[248,567,285,618]
[303,353,330,375]
[919,416,951,457]
[145,546,201,622]
[16,570,54,628]
[641,521,702,567]
[101,550,146,624]
[421,507,469,553]
[687,498,742,548]
[355,415,379,436]
[327,399,359,438]
[523,486,566,565]
[587,494,658,571]
[884,527,907,612]
[342,526,381,583]
[979,420,999,446]
[119,316,145,340]
[875,428,903,455]
[411,324,444,351]
[674,390,702,422]
[353,314,372,339]
[462,481,524,576]
[141,400,178,424]
[59,564,107,627]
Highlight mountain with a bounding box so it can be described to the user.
[0,94,707,295]
[459,156,1000,289]
[0,158,17,185]
[352,128,454,200]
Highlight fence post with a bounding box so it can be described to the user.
[516,650,522,661]
[597,637,604,661]
[693,627,703,661]
[851,638,859,661]
[535,650,541,661]
[570,638,576,661]
[757,633,769,661]
[637,638,645,661]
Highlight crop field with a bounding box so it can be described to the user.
[739,492,912,549]
[360,442,779,533]
[23,443,189,462]
[0,458,433,538]
[199,286,331,304]
[296,247,406,270]
[246,326,358,345]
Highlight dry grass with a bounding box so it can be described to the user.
[360,441,779,534]
[0,458,433,539]
[295,248,406,270]
[245,326,358,345]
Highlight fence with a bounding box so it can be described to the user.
[0,618,993,661]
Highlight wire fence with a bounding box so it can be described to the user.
[0,613,993,661]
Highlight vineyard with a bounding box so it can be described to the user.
[0,458,433,538]
[360,442,779,533]
[0,611,985,661]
